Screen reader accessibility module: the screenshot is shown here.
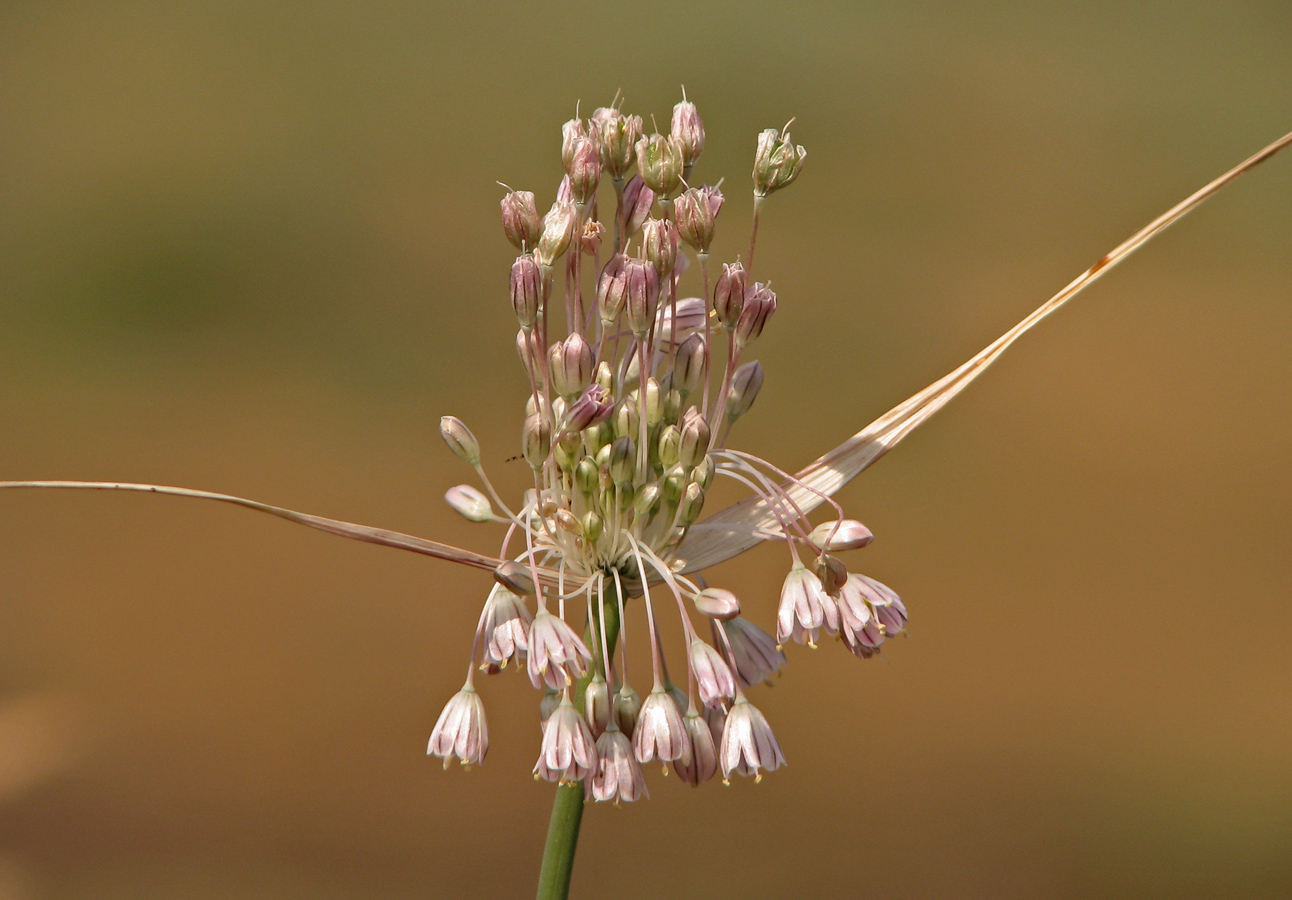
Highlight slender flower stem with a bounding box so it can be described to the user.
[535,578,622,900]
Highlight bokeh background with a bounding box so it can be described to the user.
[2,1,1291,897]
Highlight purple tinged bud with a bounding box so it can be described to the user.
[494,560,535,596]
[592,728,648,802]
[565,136,602,206]
[613,683,642,736]
[674,333,707,396]
[734,282,776,348]
[678,407,710,469]
[726,360,765,421]
[501,190,541,250]
[516,329,544,386]
[673,706,718,786]
[688,640,737,709]
[640,217,677,276]
[536,200,577,266]
[534,694,598,785]
[609,434,636,485]
[521,412,550,471]
[670,99,706,167]
[633,686,691,764]
[564,384,614,434]
[560,119,588,169]
[620,175,656,238]
[719,697,785,781]
[439,416,480,466]
[752,126,807,198]
[592,107,643,180]
[510,254,542,329]
[596,254,630,327]
[634,133,684,198]
[622,257,660,338]
[713,262,747,328]
[694,587,741,620]
[809,519,874,552]
[722,617,786,686]
[549,332,594,399]
[675,185,721,253]
[527,609,592,691]
[427,685,488,768]
[814,553,849,597]
[444,484,493,523]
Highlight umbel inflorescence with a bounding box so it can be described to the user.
[428,95,906,801]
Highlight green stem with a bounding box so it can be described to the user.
[534,579,621,900]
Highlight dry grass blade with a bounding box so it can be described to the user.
[676,129,1292,574]
[0,480,560,590]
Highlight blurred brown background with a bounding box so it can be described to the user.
[2,1,1291,897]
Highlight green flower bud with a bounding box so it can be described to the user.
[752,126,806,198]
[632,483,661,519]
[635,133,684,198]
[657,424,682,470]
[581,510,604,544]
[575,457,598,496]
[678,481,705,527]
[609,435,635,485]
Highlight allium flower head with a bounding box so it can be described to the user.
[17,93,1279,805]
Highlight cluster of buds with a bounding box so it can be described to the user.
[430,94,904,801]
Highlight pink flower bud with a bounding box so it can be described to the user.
[675,185,722,253]
[510,254,542,329]
[536,200,577,266]
[592,107,643,181]
[550,332,594,399]
[620,175,656,238]
[808,519,874,552]
[713,261,747,328]
[640,217,677,276]
[622,257,660,338]
[565,136,601,206]
[658,297,708,347]
[693,587,741,620]
[493,559,535,596]
[634,133,684,198]
[560,118,589,171]
[734,282,776,348]
[752,126,807,198]
[500,190,541,250]
[670,99,705,167]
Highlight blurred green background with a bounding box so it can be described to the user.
[2,1,1291,897]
